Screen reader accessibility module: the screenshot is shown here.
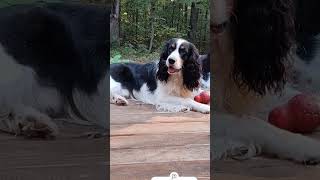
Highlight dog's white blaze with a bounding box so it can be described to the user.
[166,38,186,70]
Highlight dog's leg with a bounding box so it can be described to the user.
[0,105,59,138]
[157,96,210,114]
[110,93,128,106]
[213,114,320,164]
[110,77,129,106]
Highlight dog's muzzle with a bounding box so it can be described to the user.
[167,66,180,74]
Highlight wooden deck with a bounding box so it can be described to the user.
[110,100,210,180]
[111,99,320,180]
[1,99,320,179]
[0,132,108,179]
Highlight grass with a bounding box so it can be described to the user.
[111,44,160,64]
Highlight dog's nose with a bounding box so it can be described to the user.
[168,58,175,64]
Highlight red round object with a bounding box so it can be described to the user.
[194,95,202,103]
[268,94,320,134]
[200,91,210,104]
[288,94,320,133]
[268,104,294,132]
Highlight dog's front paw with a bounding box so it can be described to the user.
[213,138,261,160]
[156,104,190,113]
[290,143,320,165]
[14,113,59,139]
[197,105,210,114]
[111,95,128,106]
[269,133,320,165]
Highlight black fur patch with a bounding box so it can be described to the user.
[182,42,200,90]
[199,54,210,81]
[110,62,158,94]
[232,0,295,95]
[294,0,320,62]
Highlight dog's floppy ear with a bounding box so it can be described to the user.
[183,43,201,90]
[232,0,295,95]
[159,40,170,61]
[156,39,171,82]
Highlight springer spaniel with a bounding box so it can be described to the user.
[0,3,108,138]
[110,38,210,114]
[212,0,320,164]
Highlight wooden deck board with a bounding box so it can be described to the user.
[0,136,108,180]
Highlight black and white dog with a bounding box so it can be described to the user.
[110,38,210,113]
[212,0,320,164]
[0,3,108,137]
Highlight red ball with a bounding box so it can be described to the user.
[288,94,320,133]
[194,91,210,104]
[268,104,294,132]
[268,94,320,134]
[194,95,202,103]
[200,91,210,104]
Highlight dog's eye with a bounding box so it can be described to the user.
[179,46,186,54]
[169,44,175,51]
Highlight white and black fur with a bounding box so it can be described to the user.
[199,54,210,89]
[110,38,210,114]
[0,3,108,138]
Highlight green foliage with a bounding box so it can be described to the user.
[111,43,160,64]
[116,0,209,62]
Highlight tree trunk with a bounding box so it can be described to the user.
[188,2,199,43]
[177,3,182,32]
[184,4,188,33]
[110,0,120,44]
[135,8,138,42]
[148,0,156,52]
[171,1,175,28]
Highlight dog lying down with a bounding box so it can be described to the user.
[0,3,108,138]
[110,38,210,114]
[212,0,320,164]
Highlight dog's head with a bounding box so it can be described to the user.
[156,38,201,90]
[212,0,295,95]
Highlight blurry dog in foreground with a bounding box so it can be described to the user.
[212,0,320,164]
[0,3,108,138]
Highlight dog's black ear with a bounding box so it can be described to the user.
[232,0,295,95]
[183,43,201,90]
[159,40,170,61]
[156,40,171,82]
